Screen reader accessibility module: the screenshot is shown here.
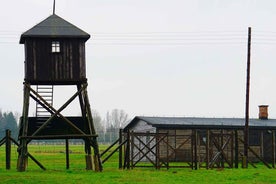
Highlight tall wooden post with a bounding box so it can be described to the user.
[206,130,210,169]
[234,130,239,168]
[194,130,198,170]
[244,27,251,168]
[272,130,275,168]
[126,130,131,169]
[191,130,194,169]
[5,129,11,170]
[231,131,234,168]
[220,129,224,168]
[65,139,69,169]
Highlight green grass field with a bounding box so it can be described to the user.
[0,144,275,183]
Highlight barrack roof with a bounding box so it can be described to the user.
[124,116,276,131]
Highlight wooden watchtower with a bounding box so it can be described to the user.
[17,13,102,171]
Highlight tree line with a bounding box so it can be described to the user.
[0,110,18,140]
[0,109,130,144]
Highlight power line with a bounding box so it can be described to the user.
[1,30,276,45]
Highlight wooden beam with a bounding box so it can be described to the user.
[20,134,97,139]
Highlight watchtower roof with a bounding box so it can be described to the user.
[20,14,90,43]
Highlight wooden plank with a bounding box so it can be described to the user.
[100,138,119,157]
[102,140,127,164]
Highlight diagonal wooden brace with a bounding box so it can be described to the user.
[29,92,87,136]
[25,83,88,138]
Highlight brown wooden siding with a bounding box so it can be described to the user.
[24,38,86,84]
[157,128,268,163]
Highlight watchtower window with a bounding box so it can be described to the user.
[52,41,60,53]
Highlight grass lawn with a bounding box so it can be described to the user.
[0,144,275,183]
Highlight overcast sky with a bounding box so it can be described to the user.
[1,0,276,119]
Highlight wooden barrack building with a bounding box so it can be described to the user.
[123,106,276,169]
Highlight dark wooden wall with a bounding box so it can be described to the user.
[24,38,86,84]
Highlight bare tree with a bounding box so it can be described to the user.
[104,109,130,143]
[110,109,129,129]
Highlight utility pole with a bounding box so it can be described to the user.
[244,27,251,168]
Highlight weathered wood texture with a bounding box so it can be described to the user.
[24,38,86,84]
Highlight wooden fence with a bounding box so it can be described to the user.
[101,129,276,170]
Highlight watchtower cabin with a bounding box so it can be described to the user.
[20,14,88,84]
[17,14,102,171]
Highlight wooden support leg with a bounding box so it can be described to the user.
[85,140,93,170]
[17,83,30,172]
[82,84,102,171]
